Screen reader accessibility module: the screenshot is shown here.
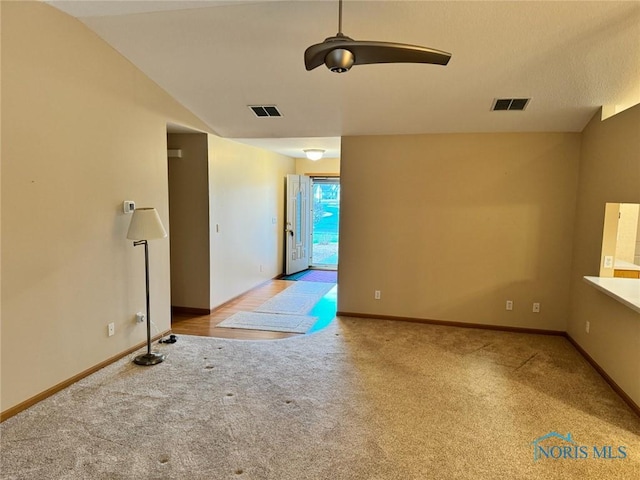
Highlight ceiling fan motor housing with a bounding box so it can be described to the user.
[325,48,355,73]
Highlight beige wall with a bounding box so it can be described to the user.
[0,0,4,405]
[168,133,297,312]
[167,133,210,310]
[1,2,212,411]
[599,203,621,277]
[208,137,295,308]
[568,105,640,406]
[295,157,340,176]
[616,203,639,263]
[339,132,581,331]
[1,3,299,413]
[636,212,640,265]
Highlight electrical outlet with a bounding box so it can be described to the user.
[603,256,614,268]
[585,321,590,334]
[135,312,145,323]
[532,302,540,313]
[506,300,513,311]
[108,322,115,337]
[374,290,381,300]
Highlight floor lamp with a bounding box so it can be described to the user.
[127,207,168,366]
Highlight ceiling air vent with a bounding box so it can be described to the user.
[491,98,530,111]
[249,105,282,118]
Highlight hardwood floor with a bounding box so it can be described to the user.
[171,280,300,340]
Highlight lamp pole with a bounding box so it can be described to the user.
[132,239,165,365]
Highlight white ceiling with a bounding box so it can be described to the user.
[46,1,640,158]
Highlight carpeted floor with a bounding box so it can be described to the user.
[1,317,639,479]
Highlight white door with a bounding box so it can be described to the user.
[285,174,311,275]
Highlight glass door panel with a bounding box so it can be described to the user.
[311,178,340,267]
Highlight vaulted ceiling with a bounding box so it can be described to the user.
[47,1,640,157]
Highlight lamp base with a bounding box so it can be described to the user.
[133,352,166,366]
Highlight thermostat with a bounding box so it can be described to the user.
[123,201,135,214]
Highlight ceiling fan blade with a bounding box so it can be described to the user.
[349,41,451,67]
[304,37,451,71]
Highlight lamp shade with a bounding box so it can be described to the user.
[127,208,167,241]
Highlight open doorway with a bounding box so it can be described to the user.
[284,175,340,276]
[311,177,340,268]
[167,128,211,316]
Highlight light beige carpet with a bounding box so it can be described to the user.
[1,317,639,479]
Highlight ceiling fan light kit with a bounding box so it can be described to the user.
[304,0,451,73]
[324,46,355,73]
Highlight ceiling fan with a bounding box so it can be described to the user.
[304,0,452,73]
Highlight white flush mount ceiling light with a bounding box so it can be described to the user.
[304,149,325,161]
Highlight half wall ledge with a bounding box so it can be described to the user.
[583,276,640,314]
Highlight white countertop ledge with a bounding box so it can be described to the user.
[583,276,640,314]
